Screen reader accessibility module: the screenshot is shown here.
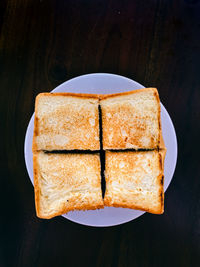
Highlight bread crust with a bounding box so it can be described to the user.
[35,92,100,99]
[33,152,41,217]
[32,94,40,151]
[155,90,161,149]
[160,130,166,149]
[36,204,104,219]
[99,87,157,99]
[158,149,166,214]
[103,202,162,214]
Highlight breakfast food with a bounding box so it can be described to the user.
[100,88,161,150]
[33,151,103,219]
[104,150,166,214]
[32,88,166,219]
[32,93,100,151]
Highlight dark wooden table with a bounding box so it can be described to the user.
[1,0,200,266]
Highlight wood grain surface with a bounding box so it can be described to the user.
[1,0,200,266]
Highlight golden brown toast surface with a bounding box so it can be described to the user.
[100,88,161,150]
[34,151,103,219]
[104,150,166,214]
[33,93,100,151]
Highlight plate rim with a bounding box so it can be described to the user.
[52,72,145,92]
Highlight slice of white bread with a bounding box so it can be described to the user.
[104,149,166,214]
[100,88,161,150]
[33,151,104,219]
[32,93,100,151]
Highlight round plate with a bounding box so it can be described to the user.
[24,73,177,227]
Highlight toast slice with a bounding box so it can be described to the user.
[33,151,103,219]
[104,149,166,214]
[100,88,161,150]
[32,93,100,151]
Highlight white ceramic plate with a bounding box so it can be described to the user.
[24,73,177,227]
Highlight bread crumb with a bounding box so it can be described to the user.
[119,162,125,168]
[108,132,113,143]
[89,118,95,126]
[86,133,90,139]
[126,142,133,148]
[140,136,150,146]
[54,135,69,146]
[121,129,127,137]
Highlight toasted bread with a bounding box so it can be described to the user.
[100,88,161,150]
[104,149,166,214]
[32,93,100,151]
[33,151,103,219]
